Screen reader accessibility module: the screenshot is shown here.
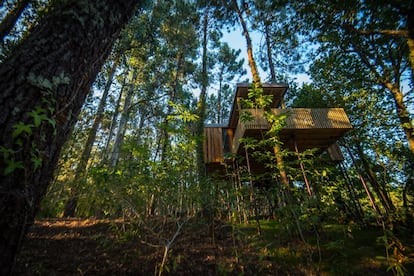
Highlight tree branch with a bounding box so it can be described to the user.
[353,28,408,38]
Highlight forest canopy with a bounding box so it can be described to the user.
[0,0,413,275]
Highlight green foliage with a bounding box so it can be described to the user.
[167,101,199,123]
[247,85,273,109]
[239,109,254,123]
[264,111,288,137]
[30,3,413,275]
[376,226,410,276]
[0,146,24,175]
[2,100,57,175]
[12,122,34,138]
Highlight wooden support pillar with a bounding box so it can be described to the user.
[344,143,382,219]
[338,161,365,222]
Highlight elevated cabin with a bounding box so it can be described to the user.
[204,83,352,175]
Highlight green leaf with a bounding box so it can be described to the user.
[4,159,24,175]
[31,154,42,169]
[12,122,33,138]
[15,138,23,147]
[240,110,254,122]
[0,146,14,159]
[31,113,48,127]
[46,118,56,129]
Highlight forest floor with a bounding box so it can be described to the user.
[14,217,414,275]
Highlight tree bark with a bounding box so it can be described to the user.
[0,1,140,274]
[102,73,126,162]
[217,73,223,124]
[110,69,138,168]
[196,5,211,217]
[382,82,414,156]
[232,0,261,85]
[264,22,276,83]
[404,5,414,80]
[161,52,182,161]
[351,39,414,156]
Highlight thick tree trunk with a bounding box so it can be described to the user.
[383,82,414,156]
[233,0,291,190]
[0,1,140,274]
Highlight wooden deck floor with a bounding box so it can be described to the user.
[232,108,352,154]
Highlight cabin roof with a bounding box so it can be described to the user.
[228,83,289,129]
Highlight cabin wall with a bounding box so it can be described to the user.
[204,127,223,163]
[203,127,234,165]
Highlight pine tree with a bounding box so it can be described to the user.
[0,1,142,273]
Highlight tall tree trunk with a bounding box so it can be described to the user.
[196,5,209,216]
[233,0,290,187]
[264,22,276,83]
[63,57,119,217]
[402,165,414,232]
[352,39,414,156]
[0,0,30,42]
[382,82,414,156]
[354,139,396,215]
[110,69,137,168]
[102,73,126,162]
[161,52,182,161]
[0,1,140,274]
[273,146,290,186]
[232,0,260,85]
[217,73,223,124]
[406,5,414,79]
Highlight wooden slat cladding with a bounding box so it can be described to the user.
[204,127,223,163]
[272,108,352,129]
[232,123,243,158]
[204,108,352,164]
[232,108,352,154]
[237,108,352,130]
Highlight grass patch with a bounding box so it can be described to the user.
[235,220,413,275]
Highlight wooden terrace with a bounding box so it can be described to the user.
[203,83,353,175]
[232,108,352,155]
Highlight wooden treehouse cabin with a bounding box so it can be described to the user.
[203,83,353,176]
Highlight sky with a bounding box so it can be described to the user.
[221,28,312,86]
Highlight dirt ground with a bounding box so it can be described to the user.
[14,217,406,275]
[14,217,292,275]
